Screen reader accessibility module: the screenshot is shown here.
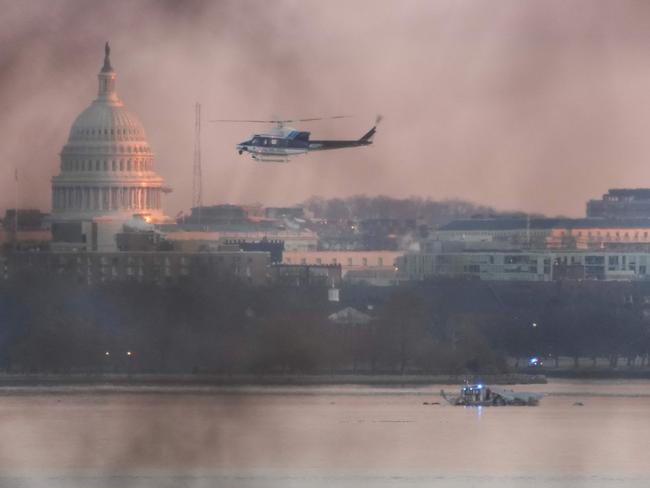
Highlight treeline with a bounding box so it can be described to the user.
[303,195,530,226]
[1,273,649,375]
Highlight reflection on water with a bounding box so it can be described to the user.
[0,380,649,487]
[1,474,650,488]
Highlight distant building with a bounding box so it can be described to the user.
[4,251,271,286]
[435,217,650,251]
[397,249,650,282]
[271,263,342,287]
[164,229,317,252]
[50,43,170,252]
[587,189,650,219]
[225,239,284,263]
[283,250,401,285]
[1,209,51,250]
[265,207,305,220]
[314,220,364,251]
[115,229,165,252]
[434,218,558,249]
[181,204,248,225]
[358,218,417,250]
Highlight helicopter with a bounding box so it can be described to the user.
[210,115,381,162]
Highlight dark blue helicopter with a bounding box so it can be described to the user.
[212,116,380,162]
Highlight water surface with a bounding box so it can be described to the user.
[0,380,648,487]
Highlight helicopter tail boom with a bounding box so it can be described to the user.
[308,121,379,151]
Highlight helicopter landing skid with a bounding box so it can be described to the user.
[251,154,290,163]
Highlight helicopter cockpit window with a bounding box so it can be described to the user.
[251,137,262,145]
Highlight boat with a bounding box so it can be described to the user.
[440,383,542,406]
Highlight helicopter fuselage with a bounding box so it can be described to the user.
[236,124,376,162]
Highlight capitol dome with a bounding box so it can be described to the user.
[52,43,167,222]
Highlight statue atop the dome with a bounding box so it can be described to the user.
[101,41,113,72]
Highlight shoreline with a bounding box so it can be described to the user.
[0,373,546,388]
[1,370,649,390]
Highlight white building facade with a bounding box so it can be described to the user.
[51,43,166,224]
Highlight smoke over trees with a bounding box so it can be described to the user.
[304,195,504,226]
[1,270,649,376]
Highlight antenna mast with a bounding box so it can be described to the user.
[192,102,203,223]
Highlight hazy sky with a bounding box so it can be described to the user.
[3,0,650,217]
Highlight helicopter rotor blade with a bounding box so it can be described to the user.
[288,115,351,123]
[209,119,282,124]
[209,115,351,124]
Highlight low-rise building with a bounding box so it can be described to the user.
[162,229,318,252]
[271,263,342,287]
[4,250,271,286]
[587,188,650,218]
[397,249,650,282]
[282,250,401,285]
[435,217,650,251]
[283,250,400,273]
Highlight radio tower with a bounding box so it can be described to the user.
[192,102,203,223]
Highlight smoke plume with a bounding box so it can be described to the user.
[3,0,650,217]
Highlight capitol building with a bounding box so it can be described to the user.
[51,43,169,250]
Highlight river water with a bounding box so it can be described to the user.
[0,380,649,487]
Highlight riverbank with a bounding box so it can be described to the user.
[544,368,650,379]
[0,372,547,388]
